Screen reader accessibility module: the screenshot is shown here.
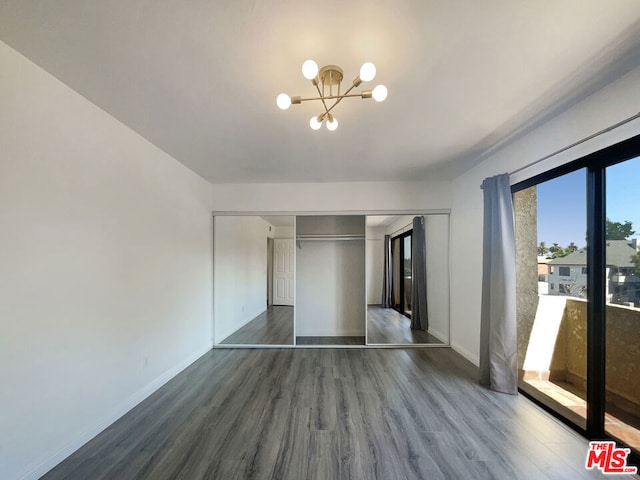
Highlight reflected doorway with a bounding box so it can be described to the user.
[392,230,413,318]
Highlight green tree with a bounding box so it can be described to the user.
[538,241,549,256]
[606,219,635,240]
[566,242,578,253]
[549,243,567,258]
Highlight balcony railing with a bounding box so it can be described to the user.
[519,296,640,451]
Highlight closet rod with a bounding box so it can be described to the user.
[296,234,365,241]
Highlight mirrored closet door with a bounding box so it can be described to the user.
[365,214,450,345]
[213,215,295,346]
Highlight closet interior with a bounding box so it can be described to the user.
[296,215,366,345]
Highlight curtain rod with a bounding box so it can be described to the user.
[480,111,640,188]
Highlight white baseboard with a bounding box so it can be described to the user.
[17,343,212,480]
[450,342,479,367]
[427,327,447,344]
[215,308,266,344]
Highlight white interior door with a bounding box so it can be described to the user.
[273,238,294,306]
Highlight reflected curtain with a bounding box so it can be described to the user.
[410,216,428,331]
[381,234,392,308]
[480,174,517,394]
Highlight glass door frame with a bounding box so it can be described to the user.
[511,133,640,457]
[390,228,414,319]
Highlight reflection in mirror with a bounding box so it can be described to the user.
[213,215,295,345]
[366,214,450,345]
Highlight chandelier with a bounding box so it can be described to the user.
[276,60,387,131]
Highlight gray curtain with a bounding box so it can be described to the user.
[480,174,517,394]
[410,216,428,331]
[381,235,392,308]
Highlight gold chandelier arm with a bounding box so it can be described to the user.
[322,81,358,115]
[313,82,330,115]
[302,89,371,119]
[297,93,370,102]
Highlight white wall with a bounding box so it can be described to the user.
[296,241,366,336]
[273,226,294,238]
[211,180,452,212]
[213,216,269,343]
[450,64,640,365]
[366,226,385,305]
[0,42,213,480]
[424,214,450,342]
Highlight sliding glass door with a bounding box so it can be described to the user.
[392,236,401,311]
[605,155,640,453]
[403,234,412,317]
[514,168,587,430]
[513,134,640,458]
[391,230,413,318]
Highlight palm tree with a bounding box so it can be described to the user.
[549,243,566,258]
[537,241,549,256]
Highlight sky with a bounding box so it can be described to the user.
[536,156,640,248]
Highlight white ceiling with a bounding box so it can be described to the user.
[1,1,640,184]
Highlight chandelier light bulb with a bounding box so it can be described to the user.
[359,62,376,82]
[326,117,338,131]
[309,115,323,130]
[276,93,292,110]
[302,59,319,80]
[372,85,388,102]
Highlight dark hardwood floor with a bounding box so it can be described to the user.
[296,336,365,346]
[367,305,444,344]
[41,348,636,480]
[220,305,293,345]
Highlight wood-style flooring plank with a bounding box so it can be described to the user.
[220,305,293,345]
[296,336,365,345]
[41,348,639,480]
[367,305,444,344]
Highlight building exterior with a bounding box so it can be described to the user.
[546,239,640,306]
